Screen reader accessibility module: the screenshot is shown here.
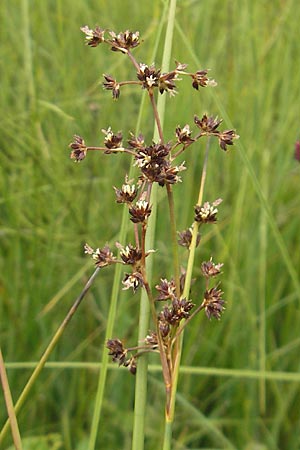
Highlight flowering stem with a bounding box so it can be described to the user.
[149,92,164,143]
[0,348,23,450]
[87,146,137,156]
[132,1,177,448]
[0,268,100,444]
[127,50,141,72]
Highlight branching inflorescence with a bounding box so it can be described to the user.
[69,26,239,414]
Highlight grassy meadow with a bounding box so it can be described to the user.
[1,0,300,449]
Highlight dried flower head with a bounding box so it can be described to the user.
[191,69,217,90]
[80,25,105,47]
[202,285,225,319]
[177,227,201,248]
[128,133,145,149]
[158,71,179,96]
[69,135,87,162]
[158,319,170,338]
[175,125,194,146]
[201,258,223,278]
[144,331,159,349]
[84,243,116,268]
[159,297,195,326]
[106,339,127,365]
[155,278,177,301]
[194,114,222,133]
[124,356,137,375]
[134,143,169,169]
[102,127,123,152]
[137,64,161,91]
[134,142,185,186]
[129,200,152,223]
[194,199,222,224]
[103,74,120,99]
[122,272,144,292]
[114,177,138,204]
[116,243,142,266]
[109,30,140,52]
[175,61,188,71]
[218,129,239,151]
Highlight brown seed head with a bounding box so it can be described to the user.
[80,25,105,47]
[109,30,140,52]
[114,179,138,204]
[177,227,201,248]
[144,331,159,349]
[191,69,217,90]
[102,127,123,152]
[122,272,144,293]
[158,71,179,96]
[160,297,195,326]
[201,258,223,278]
[69,135,87,162]
[84,243,116,268]
[129,200,152,223]
[218,129,239,151]
[194,114,222,133]
[103,74,120,99]
[202,285,225,320]
[137,64,161,91]
[106,339,127,365]
[128,133,145,149]
[155,278,177,301]
[175,124,195,146]
[194,199,222,224]
[117,243,142,266]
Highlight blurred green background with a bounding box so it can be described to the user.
[1,0,300,449]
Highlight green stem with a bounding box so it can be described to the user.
[132,192,158,450]
[88,205,129,450]
[0,348,23,450]
[0,268,100,444]
[166,184,180,296]
[132,1,177,449]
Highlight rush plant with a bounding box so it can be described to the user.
[0,6,238,449]
[70,21,239,450]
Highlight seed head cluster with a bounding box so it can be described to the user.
[70,25,237,379]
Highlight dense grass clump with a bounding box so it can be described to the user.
[1,1,300,449]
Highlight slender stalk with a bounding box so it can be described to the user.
[132,195,158,450]
[166,184,180,296]
[88,204,129,449]
[132,1,177,448]
[149,92,164,142]
[0,268,100,444]
[0,348,23,450]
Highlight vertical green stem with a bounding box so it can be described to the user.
[132,1,177,449]
[0,349,23,450]
[88,206,129,450]
[166,184,180,295]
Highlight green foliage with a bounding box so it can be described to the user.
[1,0,300,449]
